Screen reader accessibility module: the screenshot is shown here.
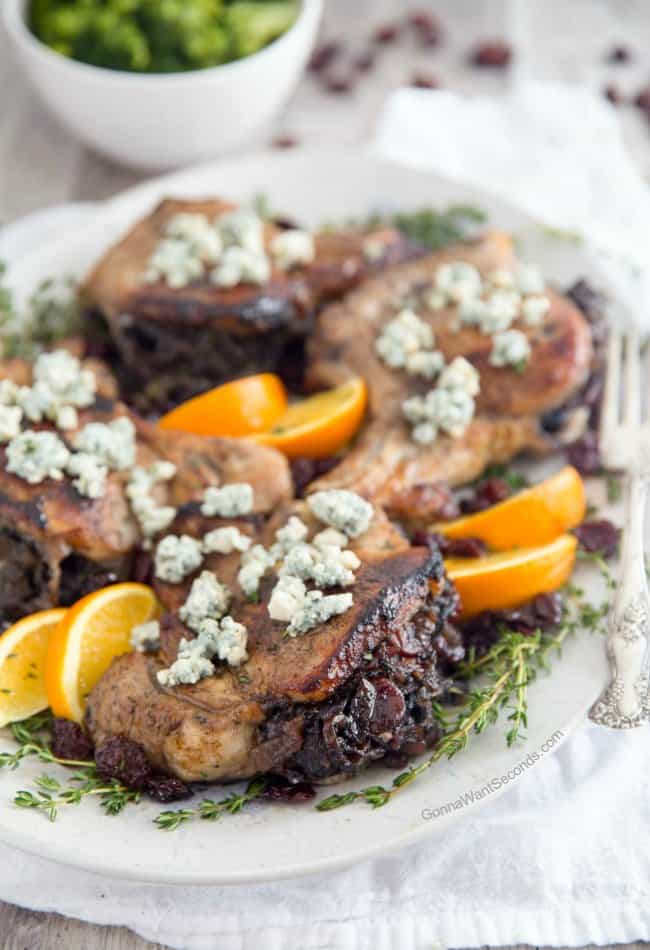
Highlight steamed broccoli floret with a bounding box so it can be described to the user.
[28,0,297,73]
[225,2,299,58]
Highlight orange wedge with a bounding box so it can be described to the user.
[434,466,586,551]
[445,533,577,619]
[46,584,159,723]
[250,377,367,459]
[158,373,288,437]
[0,609,66,727]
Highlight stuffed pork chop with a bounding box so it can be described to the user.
[86,495,461,783]
[307,231,594,519]
[82,198,418,411]
[0,349,292,624]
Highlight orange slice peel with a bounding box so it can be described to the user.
[445,533,577,619]
[434,466,586,551]
[46,583,159,723]
[0,608,67,727]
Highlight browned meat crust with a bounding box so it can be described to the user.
[86,524,458,783]
[307,231,593,514]
[82,199,419,410]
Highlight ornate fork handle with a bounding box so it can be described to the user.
[590,473,650,728]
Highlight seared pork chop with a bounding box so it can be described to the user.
[0,357,292,623]
[86,504,461,783]
[307,231,594,515]
[82,198,418,410]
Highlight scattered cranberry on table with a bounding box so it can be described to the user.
[261,778,316,803]
[272,133,299,149]
[575,519,620,559]
[354,49,376,73]
[604,83,624,105]
[408,10,443,47]
[373,22,401,45]
[95,736,151,790]
[410,71,441,90]
[566,431,601,476]
[460,476,511,514]
[470,40,513,68]
[145,774,193,803]
[324,69,356,95]
[308,41,343,73]
[605,44,632,64]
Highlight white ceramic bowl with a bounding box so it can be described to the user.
[2,0,322,170]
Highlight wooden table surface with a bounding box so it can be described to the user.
[1,0,650,947]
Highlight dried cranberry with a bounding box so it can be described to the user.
[95,736,151,790]
[470,40,512,68]
[145,775,193,803]
[440,536,487,558]
[604,83,624,105]
[354,49,376,72]
[575,519,620,558]
[409,10,443,47]
[51,719,94,762]
[634,86,650,112]
[432,627,465,665]
[410,71,441,90]
[606,44,632,63]
[503,592,564,634]
[373,23,401,44]
[272,133,299,149]
[324,69,355,94]
[290,457,339,497]
[389,481,459,523]
[132,550,154,585]
[262,778,316,802]
[308,41,342,73]
[368,678,406,734]
[460,476,511,514]
[566,431,601,475]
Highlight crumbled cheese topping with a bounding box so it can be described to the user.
[0,405,22,443]
[270,230,315,271]
[437,356,480,397]
[179,570,231,633]
[33,350,96,409]
[157,648,215,687]
[130,620,161,654]
[157,611,248,685]
[126,461,176,545]
[375,308,435,369]
[74,417,136,471]
[312,527,348,550]
[202,526,252,555]
[154,534,203,584]
[268,575,307,622]
[273,515,309,554]
[362,237,385,263]
[219,210,265,254]
[66,451,108,500]
[0,380,19,406]
[522,295,551,326]
[435,261,482,303]
[237,543,274,598]
[6,430,70,484]
[285,590,353,638]
[280,541,359,588]
[403,387,476,445]
[165,213,223,263]
[489,330,532,370]
[201,483,254,518]
[307,490,373,538]
[202,615,248,667]
[515,263,545,296]
[211,245,271,288]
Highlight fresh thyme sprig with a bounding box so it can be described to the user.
[14,769,140,822]
[155,778,267,830]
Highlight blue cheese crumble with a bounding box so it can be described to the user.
[211,245,271,288]
[200,615,248,667]
[66,452,108,499]
[126,461,177,544]
[435,261,482,303]
[286,590,353,638]
[437,356,480,397]
[307,490,373,538]
[154,534,203,584]
[165,213,223,263]
[203,526,252,555]
[130,619,161,654]
[218,210,265,254]
[0,405,22,443]
[375,308,435,369]
[179,570,231,632]
[268,575,307,622]
[6,430,70,484]
[238,543,274,597]
[33,350,96,409]
[403,387,475,445]
[522,295,550,326]
[74,417,136,471]
[201,483,254,518]
[270,230,315,270]
[489,330,532,370]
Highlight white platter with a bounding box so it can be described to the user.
[0,150,611,885]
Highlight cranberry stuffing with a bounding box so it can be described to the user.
[145,775,193,803]
[503,592,564,634]
[470,40,512,68]
[566,431,601,475]
[606,44,632,64]
[290,457,339,497]
[262,778,316,802]
[95,736,151,790]
[308,41,342,73]
[272,133,299,149]
[51,719,94,762]
[575,519,620,558]
[373,23,401,44]
[604,83,623,105]
[460,476,511,514]
[410,71,441,90]
[441,536,487,558]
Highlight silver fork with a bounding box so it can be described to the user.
[589,328,650,728]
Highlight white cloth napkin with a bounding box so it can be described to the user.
[2,81,650,950]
